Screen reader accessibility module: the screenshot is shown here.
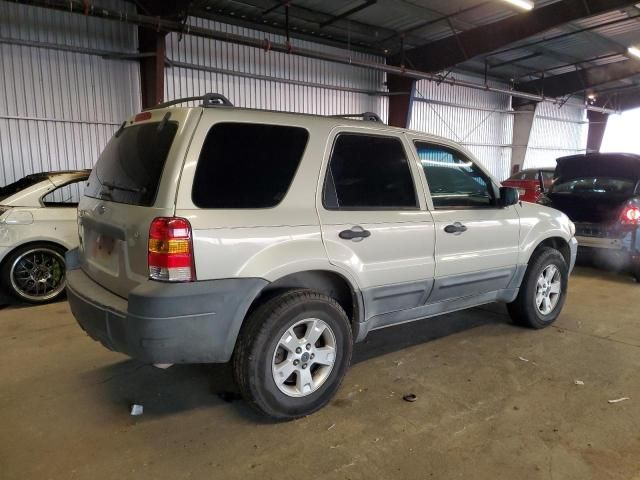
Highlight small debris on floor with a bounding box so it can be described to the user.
[130,404,143,416]
[394,360,403,366]
[518,356,529,362]
[608,397,630,404]
[574,380,585,385]
[403,393,417,402]
[327,423,336,431]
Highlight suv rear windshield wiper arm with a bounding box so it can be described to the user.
[101,181,146,194]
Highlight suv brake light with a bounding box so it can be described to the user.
[148,217,196,282]
[620,205,640,225]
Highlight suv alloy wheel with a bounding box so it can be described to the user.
[233,290,353,419]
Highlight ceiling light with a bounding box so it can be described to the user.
[503,0,534,11]
[628,46,640,59]
[587,93,596,100]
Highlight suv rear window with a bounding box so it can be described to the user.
[192,123,308,208]
[85,122,178,206]
[552,177,636,195]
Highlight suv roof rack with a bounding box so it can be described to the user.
[330,112,384,123]
[145,93,234,111]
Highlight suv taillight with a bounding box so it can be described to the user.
[620,205,640,225]
[148,217,196,282]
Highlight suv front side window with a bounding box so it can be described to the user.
[323,133,417,209]
[415,142,495,209]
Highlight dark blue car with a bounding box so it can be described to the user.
[539,153,640,282]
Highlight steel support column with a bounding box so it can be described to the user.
[387,75,415,128]
[510,101,537,174]
[586,110,609,152]
[139,28,167,109]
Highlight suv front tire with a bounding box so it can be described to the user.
[233,290,353,420]
[507,247,569,329]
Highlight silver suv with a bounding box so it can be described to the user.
[67,94,578,419]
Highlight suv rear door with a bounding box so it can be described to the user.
[408,137,521,302]
[78,109,201,298]
[318,127,435,318]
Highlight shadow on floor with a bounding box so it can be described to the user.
[0,292,67,310]
[92,305,507,423]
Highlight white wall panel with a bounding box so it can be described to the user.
[523,102,588,170]
[0,0,140,187]
[165,18,388,119]
[410,75,514,180]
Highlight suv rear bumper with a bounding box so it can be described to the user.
[65,249,267,364]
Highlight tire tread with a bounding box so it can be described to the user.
[507,247,568,329]
[233,289,352,419]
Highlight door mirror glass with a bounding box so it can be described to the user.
[500,186,520,207]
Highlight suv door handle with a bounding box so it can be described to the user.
[444,222,468,234]
[339,226,371,241]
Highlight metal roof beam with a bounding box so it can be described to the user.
[598,86,640,110]
[319,0,377,28]
[393,0,638,72]
[516,59,640,97]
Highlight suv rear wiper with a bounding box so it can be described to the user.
[101,181,146,194]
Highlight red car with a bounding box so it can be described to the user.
[503,168,555,203]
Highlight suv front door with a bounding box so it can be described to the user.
[317,128,435,319]
[410,139,521,302]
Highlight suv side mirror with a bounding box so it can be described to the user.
[499,186,520,207]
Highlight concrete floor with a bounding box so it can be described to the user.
[1,266,639,480]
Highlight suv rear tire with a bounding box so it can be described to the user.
[507,247,568,329]
[233,289,353,420]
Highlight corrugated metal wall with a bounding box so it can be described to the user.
[523,102,588,169]
[409,75,514,180]
[0,0,140,196]
[1,3,590,191]
[165,17,388,119]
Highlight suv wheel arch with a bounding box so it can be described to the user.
[246,270,363,332]
[528,236,571,266]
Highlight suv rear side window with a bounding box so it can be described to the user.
[192,123,308,208]
[324,134,417,209]
[85,122,178,206]
[415,142,494,209]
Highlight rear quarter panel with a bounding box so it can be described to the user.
[174,109,350,284]
[0,206,79,261]
[502,179,540,203]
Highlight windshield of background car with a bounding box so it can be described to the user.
[84,122,178,206]
[551,177,636,195]
[0,175,48,201]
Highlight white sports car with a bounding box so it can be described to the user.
[0,170,89,303]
